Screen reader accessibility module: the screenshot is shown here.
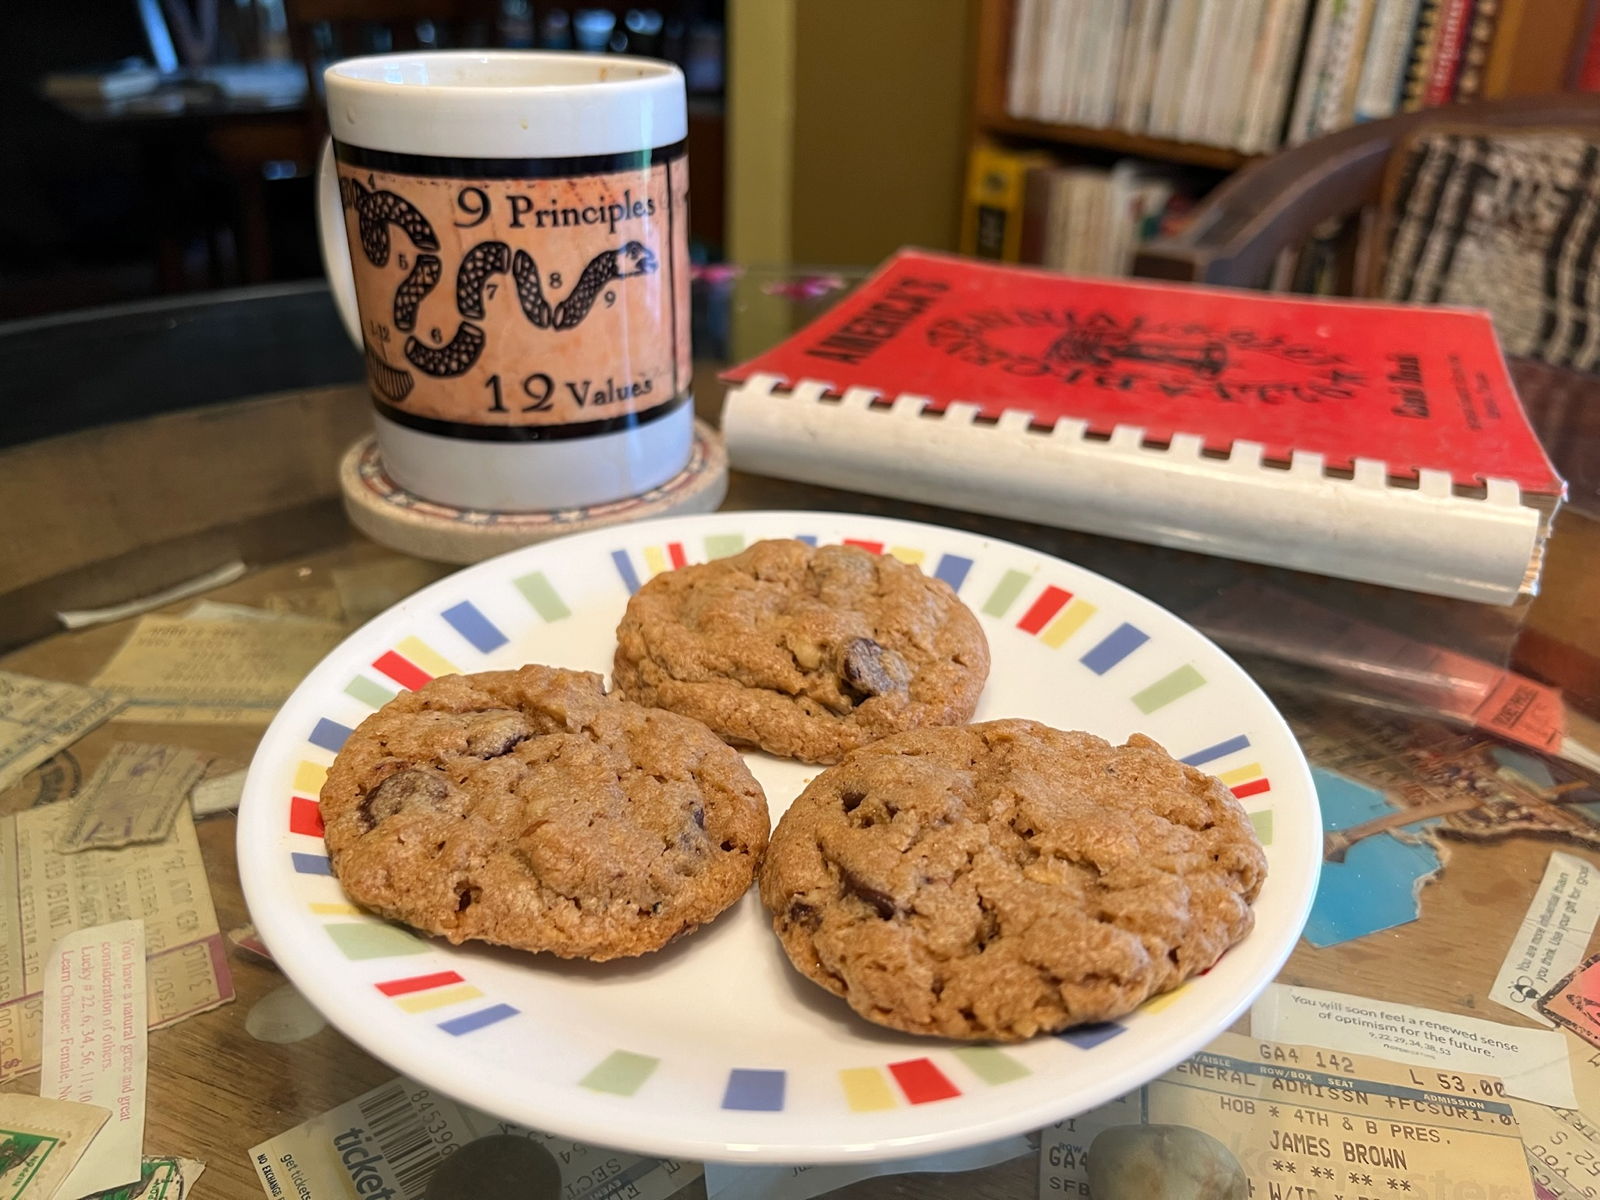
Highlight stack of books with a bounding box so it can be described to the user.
[1005,0,1504,153]
[959,145,1195,272]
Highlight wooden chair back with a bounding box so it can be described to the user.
[1136,94,1600,295]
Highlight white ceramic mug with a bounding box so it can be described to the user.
[317,51,692,512]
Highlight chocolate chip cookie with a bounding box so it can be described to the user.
[759,720,1267,1040]
[320,665,770,960]
[612,539,989,765]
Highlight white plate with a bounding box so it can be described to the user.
[238,511,1319,1163]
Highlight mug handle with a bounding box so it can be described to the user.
[316,138,363,350]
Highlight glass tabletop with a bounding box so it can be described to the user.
[1,268,1597,1199]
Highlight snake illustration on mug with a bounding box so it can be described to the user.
[340,180,662,382]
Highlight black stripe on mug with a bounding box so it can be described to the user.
[335,139,689,180]
[372,391,692,442]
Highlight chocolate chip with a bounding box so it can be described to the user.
[786,900,821,928]
[361,769,448,826]
[841,870,896,919]
[466,715,529,758]
[455,884,480,912]
[839,637,908,700]
[977,905,1000,949]
[840,789,865,813]
[691,806,705,829]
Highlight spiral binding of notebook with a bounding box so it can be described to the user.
[720,251,1565,606]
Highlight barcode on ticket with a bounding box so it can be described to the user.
[356,1081,452,1197]
[249,1078,701,1200]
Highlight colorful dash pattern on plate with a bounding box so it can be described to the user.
[279,529,1279,1111]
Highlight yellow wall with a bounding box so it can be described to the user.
[729,0,975,267]
[727,0,797,265]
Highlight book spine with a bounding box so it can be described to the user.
[1046,172,1073,269]
[1254,0,1314,151]
[1236,0,1284,150]
[1178,0,1223,142]
[1242,0,1297,149]
[1113,0,1148,129]
[1453,0,1500,101]
[1019,166,1055,265]
[959,144,1039,261]
[1316,0,1377,133]
[1216,0,1270,148]
[1577,0,1600,89]
[1055,0,1087,124]
[1147,2,1194,137]
[1287,0,1339,144]
[1402,0,1445,109]
[1005,0,1042,118]
[1354,0,1424,120]
[1128,0,1168,131]
[722,377,1542,605]
[1078,0,1113,128]
[1423,0,1472,105]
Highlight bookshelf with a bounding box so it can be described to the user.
[971,0,1594,174]
[977,110,1254,172]
[971,0,1258,171]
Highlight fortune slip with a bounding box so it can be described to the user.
[59,742,210,852]
[1040,1032,1535,1199]
[1493,851,1600,1026]
[0,802,232,1081]
[0,1093,109,1199]
[250,1077,698,1200]
[91,614,344,723]
[42,919,147,1197]
[1252,984,1577,1108]
[0,670,125,793]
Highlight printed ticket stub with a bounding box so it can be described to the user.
[42,918,147,1197]
[250,1076,700,1200]
[91,1155,206,1199]
[0,1092,109,1200]
[1494,852,1600,1026]
[59,742,211,852]
[1040,1032,1535,1199]
[1542,957,1600,1052]
[91,614,345,723]
[0,802,232,1081]
[190,768,247,818]
[1517,1100,1600,1199]
[0,670,125,794]
[1253,984,1577,1108]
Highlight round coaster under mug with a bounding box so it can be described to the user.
[337,420,728,564]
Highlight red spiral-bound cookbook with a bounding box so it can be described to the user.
[721,249,1565,604]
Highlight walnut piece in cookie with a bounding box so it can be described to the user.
[319,665,770,961]
[612,539,990,764]
[759,719,1267,1040]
